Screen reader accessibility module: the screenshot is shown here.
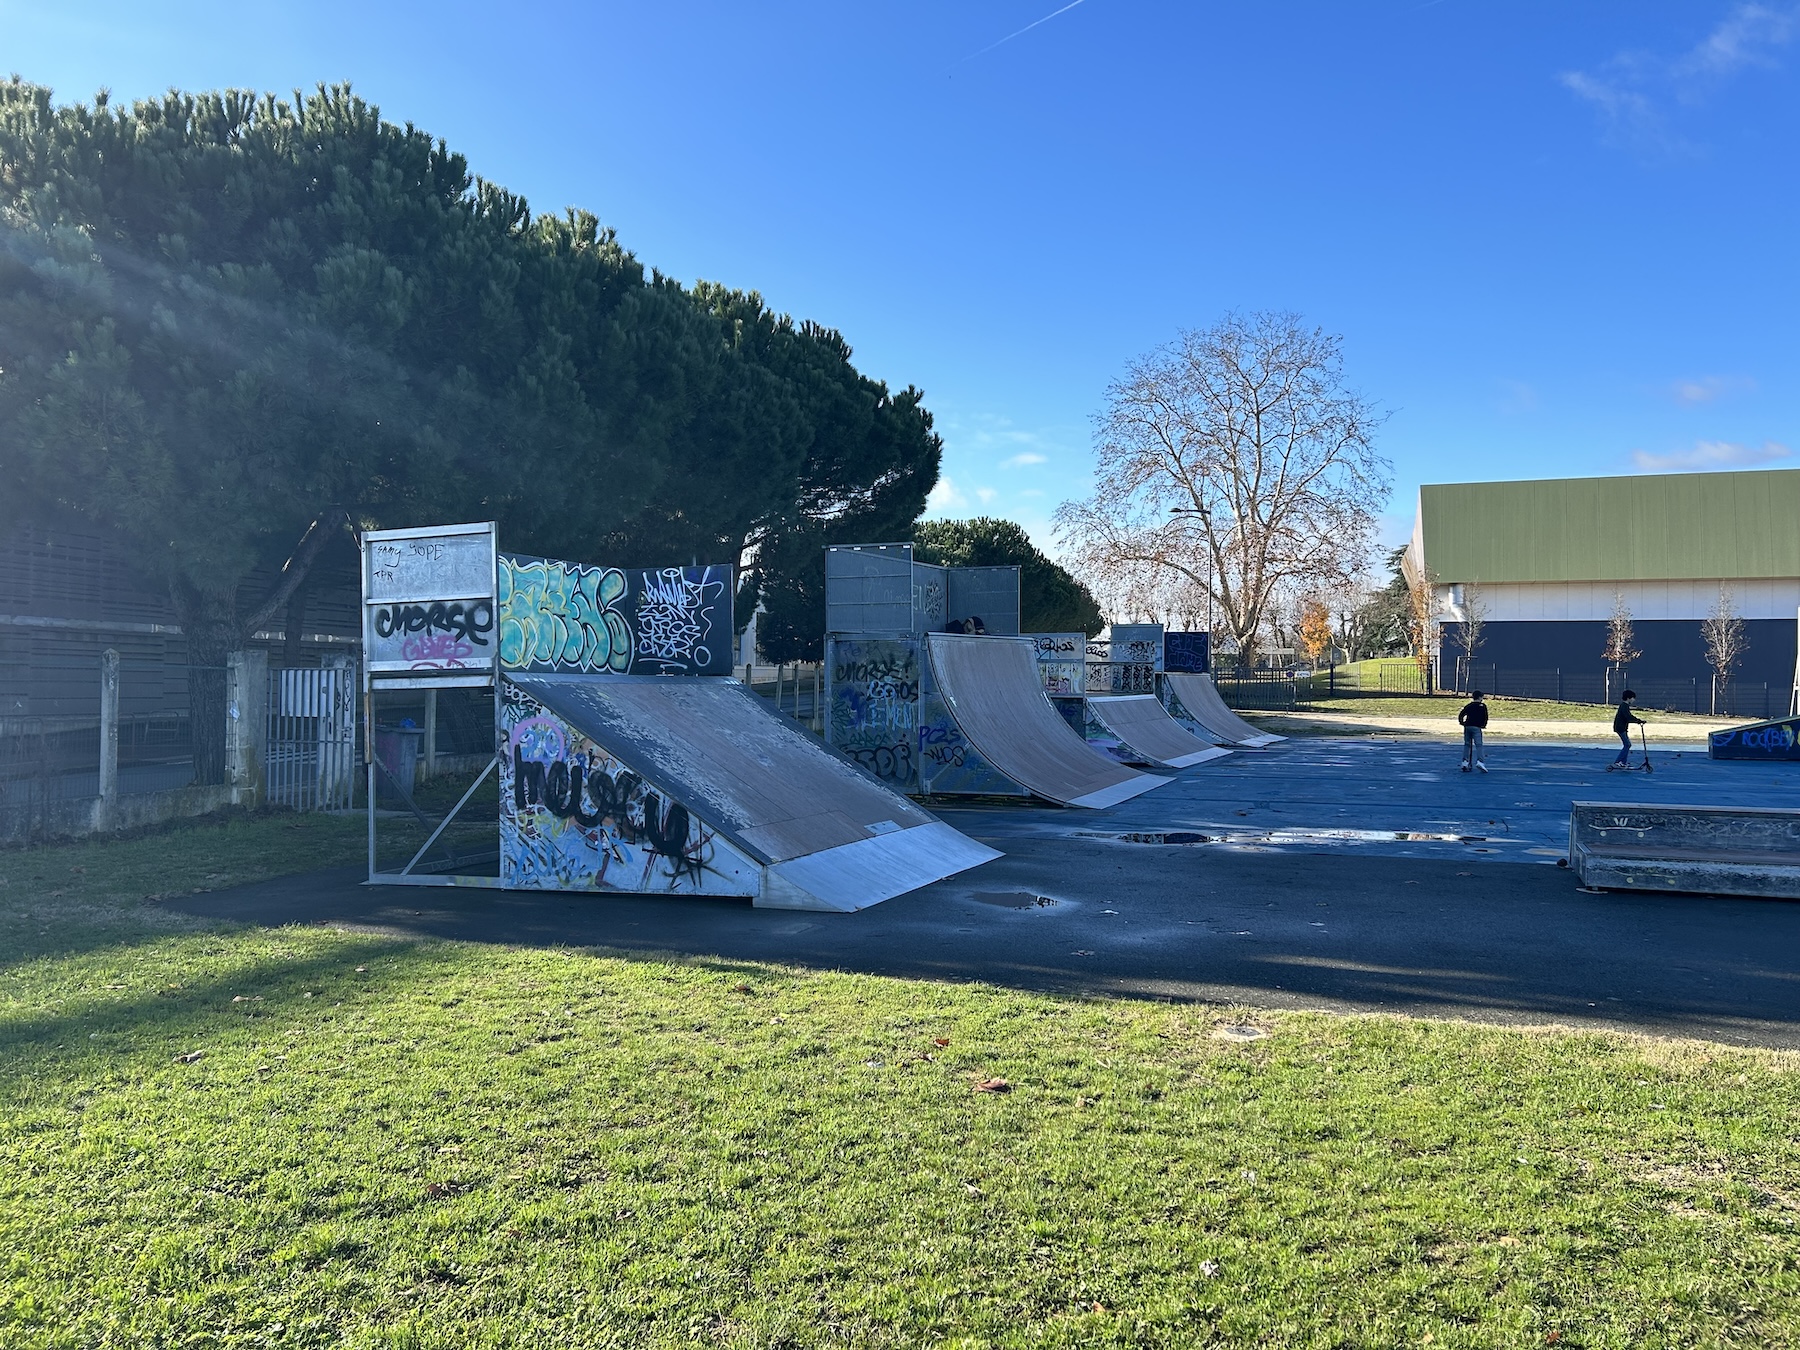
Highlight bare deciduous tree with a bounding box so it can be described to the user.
[1403,559,1442,690]
[1451,579,1488,689]
[1701,585,1748,715]
[1603,591,1641,672]
[1054,312,1390,669]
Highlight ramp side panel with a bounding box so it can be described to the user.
[1164,673,1284,747]
[926,634,1165,808]
[827,637,923,793]
[919,691,1030,796]
[510,674,937,863]
[1089,695,1233,768]
[499,682,763,895]
[1079,700,1146,766]
[1709,716,1800,760]
[1158,678,1233,745]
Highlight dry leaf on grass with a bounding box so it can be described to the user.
[974,1078,1011,1093]
[933,1037,949,1047]
[175,1050,205,1064]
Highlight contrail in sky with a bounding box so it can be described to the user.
[961,0,1088,62]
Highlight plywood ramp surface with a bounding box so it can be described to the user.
[1164,673,1285,748]
[1088,695,1233,768]
[926,635,1165,808]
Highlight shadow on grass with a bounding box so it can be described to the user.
[136,847,1800,1047]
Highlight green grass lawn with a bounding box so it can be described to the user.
[1276,693,1732,725]
[3,817,1799,1347]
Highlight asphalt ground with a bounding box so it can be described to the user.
[162,737,1800,1050]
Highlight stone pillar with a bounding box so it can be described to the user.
[98,648,120,823]
[226,649,269,808]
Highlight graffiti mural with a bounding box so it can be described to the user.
[918,692,1026,796]
[499,553,733,676]
[630,564,732,675]
[498,684,760,894]
[1710,716,1800,761]
[499,553,634,673]
[1084,640,1157,695]
[1030,632,1085,695]
[1164,630,1209,674]
[828,638,921,792]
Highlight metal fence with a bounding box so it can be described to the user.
[1215,672,1300,711]
[265,663,357,811]
[1448,664,1785,719]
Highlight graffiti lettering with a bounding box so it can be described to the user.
[847,743,915,783]
[634,566,726,672]
[499,555,633,673]
[834,656,915,685]
[400,633,475,666]
[373,600,494,644]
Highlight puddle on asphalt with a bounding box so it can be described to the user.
[972,891,1060,909]
[1106,828,1492,847]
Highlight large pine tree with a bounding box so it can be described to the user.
[0,81,941,773]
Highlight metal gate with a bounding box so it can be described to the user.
[266,659,357,810]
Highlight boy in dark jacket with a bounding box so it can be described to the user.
[1611,690,1644,767]
[1458,690,1489,773]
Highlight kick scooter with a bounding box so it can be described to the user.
[1606,723,1653,774]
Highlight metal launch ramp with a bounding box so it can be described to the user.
[1086,695,1233,769]
[505,674,999,911]
[925,634,1166,808]
[1163,672,1284,748]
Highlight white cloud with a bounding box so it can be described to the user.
[925,475,970,513]
[1559,68,1660,145]
[1670,374,1756,405]
[1631,439,1791,471]
[1561,4,1800,149]
[1019,488,1045,498]
[1002,451,1048,468]
[1676,3,1800,80]
[975,486,998,505]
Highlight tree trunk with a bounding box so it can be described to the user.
[170,582,240,787]
[283,581,310,668]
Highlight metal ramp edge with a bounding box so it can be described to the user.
[1086,695,1234,769]
[1163,673,1284,748]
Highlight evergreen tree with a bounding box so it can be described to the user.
[0,81,943,771]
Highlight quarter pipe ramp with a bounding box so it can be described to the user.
[925,634,1166,808]
[503,673,999,910]
[1162,673,1284,748]
[1086,695,1233,768]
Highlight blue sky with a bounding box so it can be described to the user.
[7,1,1796,553]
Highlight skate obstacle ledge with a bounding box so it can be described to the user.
[1569,801,1800,900]
[1709,714,1800,761]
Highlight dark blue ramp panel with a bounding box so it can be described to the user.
[501,674,998,911]
[1710,715,1800,760]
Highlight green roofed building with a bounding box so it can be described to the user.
[1405,467,1799,714]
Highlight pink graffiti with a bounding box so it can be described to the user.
[402,633,474,668]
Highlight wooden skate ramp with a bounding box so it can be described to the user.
[509,674,999,910]
[1087,695,1233,768]
[925,634,1166,808]
[1163,673,1284,748]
